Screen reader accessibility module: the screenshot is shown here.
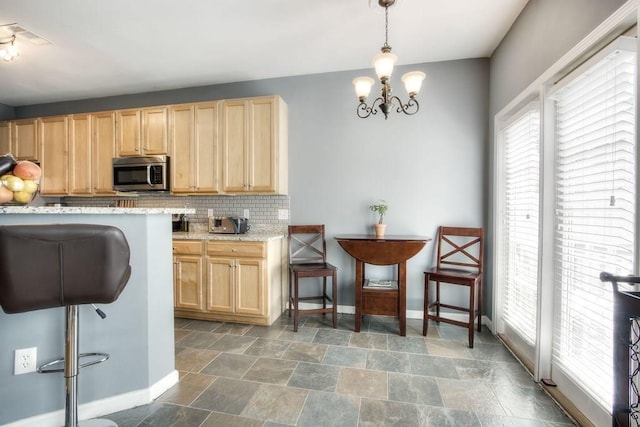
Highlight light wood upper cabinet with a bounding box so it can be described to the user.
[116,108,168,156]
[221,96,288,194]
[169,102,219,194]
[92,112,117,195]
[142,107,168,155]
[116,109,141,156]
[68,114,92,195]
[0,121,11,154]
[13,119,39,161]
[39,116,69,195]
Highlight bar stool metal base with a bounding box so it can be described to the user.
[76,419,118,427]
[38,305,117,427]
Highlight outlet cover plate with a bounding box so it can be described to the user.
[278,209,289,220]
[14,347,37,375]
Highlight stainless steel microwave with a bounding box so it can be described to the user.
[112,155,169,191]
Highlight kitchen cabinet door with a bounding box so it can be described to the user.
[142,107,168,155]
[92,112,117,195]
[39,116,69,195]
[249,97,277,193]
[206,257,235,313]
[193,102,218,192]
[116,109,141,156]
[174,254,204,311]
[0,121,11,154]
[235,258,265,316]
[13,119,39,161]
[169,105,193,192]
[69,114,92,195]
[221,99,248,193]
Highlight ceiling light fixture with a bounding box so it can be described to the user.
[353,0,425,120]
[0,35,18,62]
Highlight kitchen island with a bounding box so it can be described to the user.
[0,206,194,426]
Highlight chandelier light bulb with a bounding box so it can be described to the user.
[402,71,426,97]
[7,44,18,58]
[353,77,375,100]
[373,50,397,80]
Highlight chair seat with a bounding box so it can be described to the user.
[290,262,338,274]
[426,268,481,284]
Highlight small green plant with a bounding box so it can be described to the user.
[369,200,388,224]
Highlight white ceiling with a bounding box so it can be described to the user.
[0,0,528,107]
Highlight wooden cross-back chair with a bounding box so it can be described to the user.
[423,226,484,347]
[288,225,338,332]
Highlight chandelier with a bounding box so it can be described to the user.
[352,0,425,120]
[0,35,18,62]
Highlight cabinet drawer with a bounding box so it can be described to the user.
[173,240,203,255]
[207,241,265,258]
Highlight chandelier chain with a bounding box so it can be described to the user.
[384,6,390,49]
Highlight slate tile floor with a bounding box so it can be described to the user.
[105,314,576,426]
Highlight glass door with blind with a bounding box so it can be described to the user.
[495,35,637,425]
[549,39,636,424]
[496,104,541,369]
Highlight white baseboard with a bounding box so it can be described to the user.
[296,302,492,327]
[5,370,179,427]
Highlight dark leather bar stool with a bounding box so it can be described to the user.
[0,224,131,427]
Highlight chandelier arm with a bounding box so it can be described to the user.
[356,98,383,119]
[0,35,15,46]
[392,96,420,116]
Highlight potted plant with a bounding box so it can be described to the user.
[369,200,388,237]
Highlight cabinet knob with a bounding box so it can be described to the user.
[232,248,237,252]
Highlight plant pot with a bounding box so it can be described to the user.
[374,223,386,238]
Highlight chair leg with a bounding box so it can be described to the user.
[288,271,293,318]
[435,281,441,319]
[293,275,300,332]
[322,277,327,315]
[477,279,482,332]
[468,283,475,348]
[423,274,429,336]
[332,271,337,329]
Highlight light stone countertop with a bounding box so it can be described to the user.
[171,230,285,242]
[0,206,197,215]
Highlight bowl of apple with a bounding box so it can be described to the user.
[0,154,41,205]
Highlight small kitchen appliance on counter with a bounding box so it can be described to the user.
[172,214,189,232]
[208,216,250,234]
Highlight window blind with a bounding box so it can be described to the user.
[552,46,636,411]
[502,106,540,346]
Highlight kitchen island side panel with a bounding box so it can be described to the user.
[0,212,175,425]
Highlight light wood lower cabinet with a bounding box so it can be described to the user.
[173,238,284,325]
[173,240,205,311]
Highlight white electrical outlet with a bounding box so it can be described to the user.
[208,209,213,217]
[278,209,289,220]
[14,347,37,375]
[243,209,250,219]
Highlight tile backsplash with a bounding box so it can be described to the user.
[57,194,290,232]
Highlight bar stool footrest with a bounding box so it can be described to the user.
[37,352,110,374]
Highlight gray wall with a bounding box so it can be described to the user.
[0,103,14,120]
[485,0,627,317]
[14,59,489,313]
